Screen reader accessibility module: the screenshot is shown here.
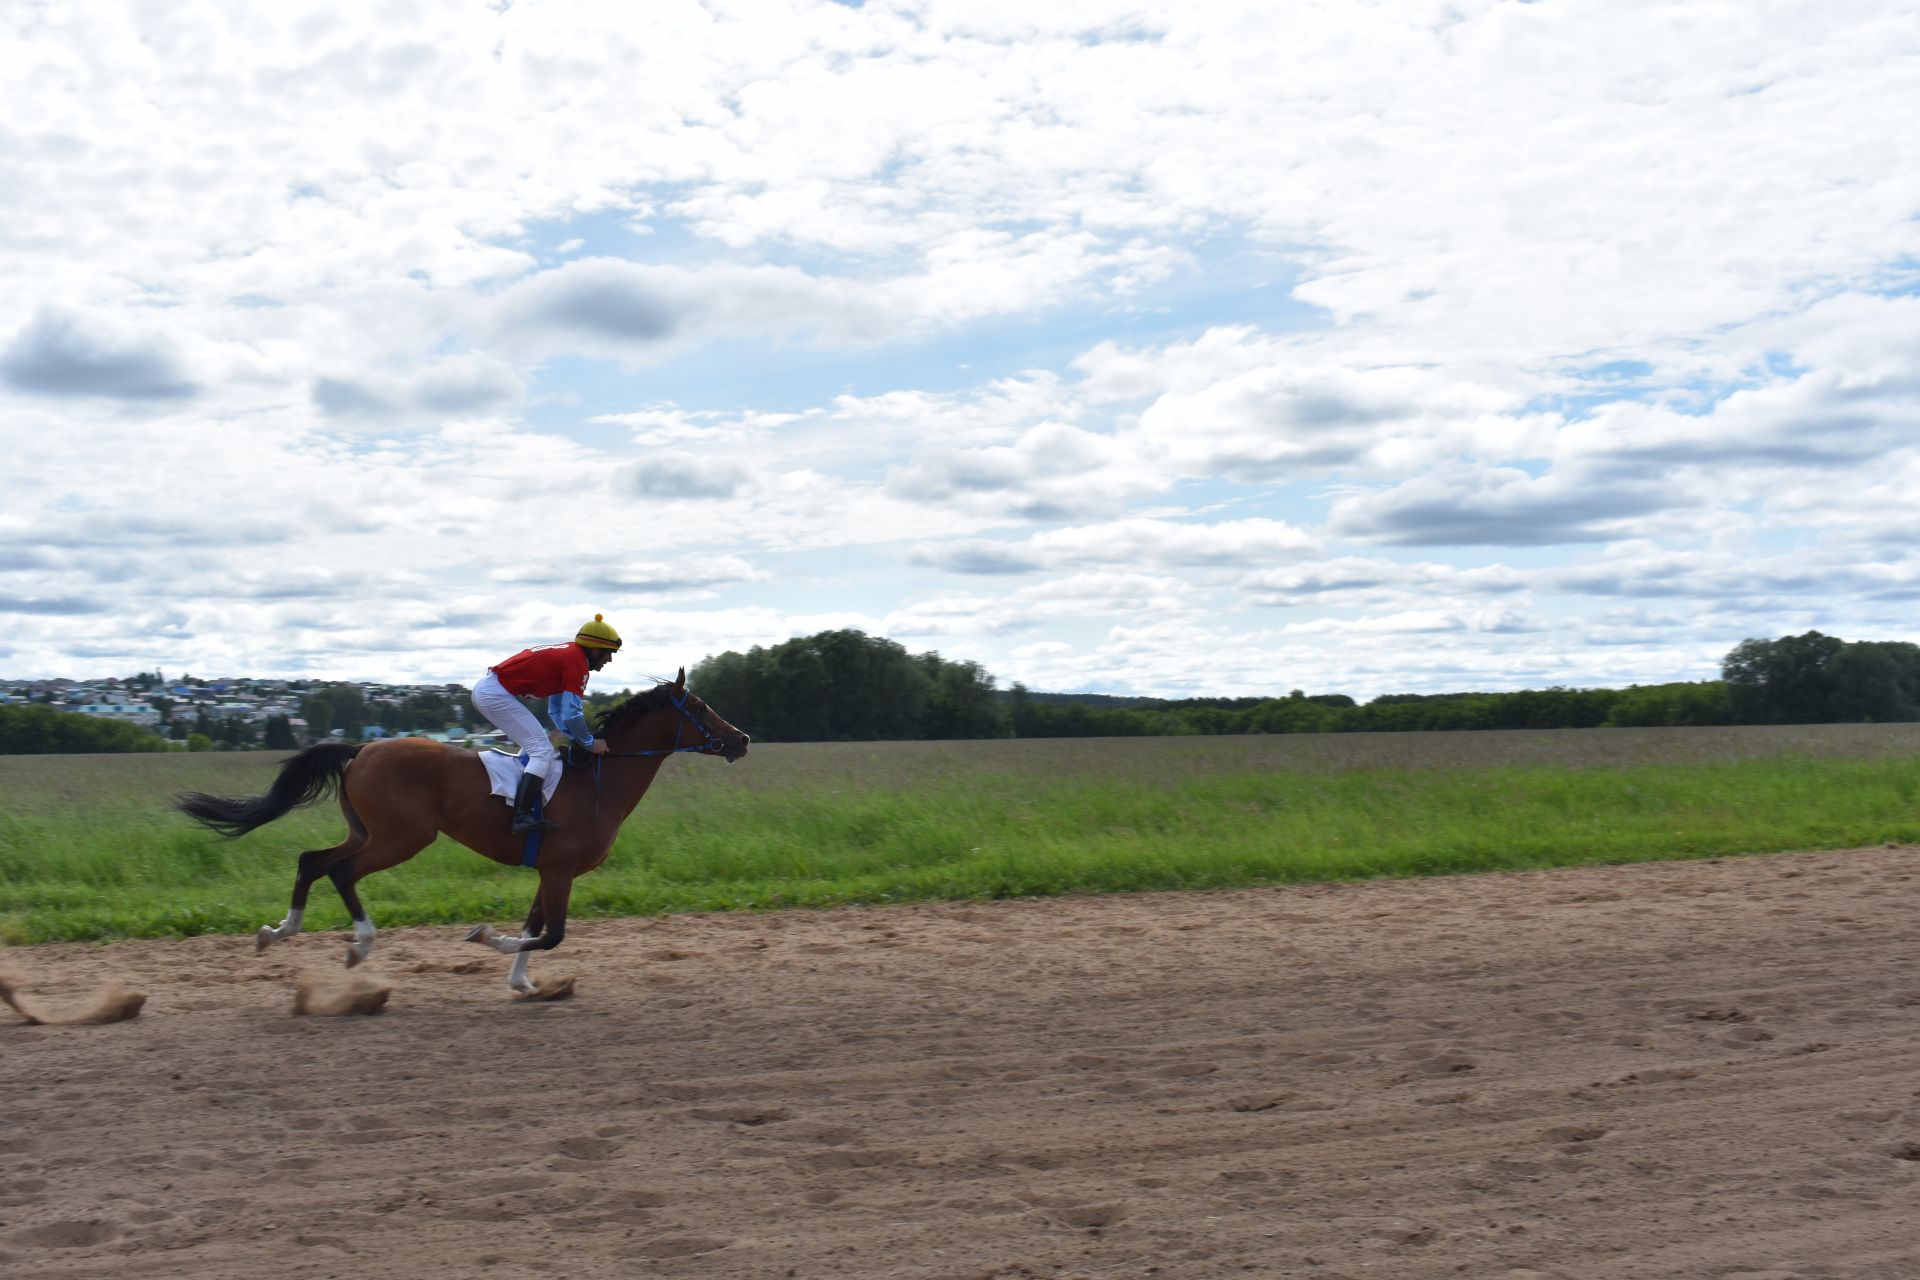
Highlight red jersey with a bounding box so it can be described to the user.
[490,643,589,698]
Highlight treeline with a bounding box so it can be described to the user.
[686,628,1920,742]
[0,704,166,754]
[1005,680,1731,738]
[8,628,1911,754]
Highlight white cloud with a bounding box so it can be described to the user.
[916,516,1319,574]
[312,352,524,420]
[0,308,198,400]
[886,420,1157,521]
[1328,464,1686,548]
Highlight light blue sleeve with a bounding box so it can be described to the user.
[546,691,595,746]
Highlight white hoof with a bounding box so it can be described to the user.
[345,944,364,969]
[464,924,493,946]
[256,925,277,953]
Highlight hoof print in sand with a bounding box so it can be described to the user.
[620,1235,732,1260]
[292,974,390,1017]
[1037,1201,1131,1232]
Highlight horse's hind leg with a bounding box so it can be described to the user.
[259,841,361,953]
[328,835,432,968]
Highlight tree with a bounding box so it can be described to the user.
[264,715,297,750]
[0,705,166,754]
[693,630,936,741]
[1825,641,1920,722]
[299,694,334,739]
[920,655,1007,739]
[319,685,366,738]
[1722,631,1847,723]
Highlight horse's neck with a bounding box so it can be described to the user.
[599,710,685,817]
[600,755,667,824]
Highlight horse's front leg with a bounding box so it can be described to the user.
[469,873,572,994]
[465,894,546,994]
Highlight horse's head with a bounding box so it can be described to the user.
[594,668,750,763]
[666,667,750,763]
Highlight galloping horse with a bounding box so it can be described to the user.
[175,670,748,993]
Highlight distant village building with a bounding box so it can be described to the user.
[0,671,482,749]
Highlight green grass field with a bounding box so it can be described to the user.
[3,724,1919,944]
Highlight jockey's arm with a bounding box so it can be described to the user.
[547,691,606,752]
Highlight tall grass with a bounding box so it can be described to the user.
[2,727,1918,943]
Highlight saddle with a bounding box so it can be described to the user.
[479,749,563,808]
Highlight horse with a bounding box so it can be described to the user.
[174,669,749,994]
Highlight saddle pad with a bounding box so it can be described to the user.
[480,749,563,807]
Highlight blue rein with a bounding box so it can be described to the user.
[609,686,725,758]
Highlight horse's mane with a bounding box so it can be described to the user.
[590,682,678,737]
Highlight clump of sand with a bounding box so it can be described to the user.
[292,972,391,1016]
[514,975,576,1001]
[0,966,146,1025]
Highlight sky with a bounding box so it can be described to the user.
[3,0,1919,700]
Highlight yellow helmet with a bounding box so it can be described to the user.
[575,613,622,650]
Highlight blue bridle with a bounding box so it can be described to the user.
[572,684,725,762]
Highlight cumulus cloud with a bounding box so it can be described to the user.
[1329,465,1682,547]
[886,421,1155,521]
[1281,608,1539,638]
[0,594,108,616]
[885,571,1202,638]
[0,309,197,400]
[583,555,766,597]
[1550,547,1920,606]
[312,353,524,420]
[627,453,751,500]
[914,517,1318,575]
[1238,557,1530,606]
[492,258,916,360]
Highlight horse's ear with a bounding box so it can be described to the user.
[674,666,686,689]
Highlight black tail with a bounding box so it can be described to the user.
[174,742,364,840]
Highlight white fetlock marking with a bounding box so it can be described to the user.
[508,950,534,993]
[348,917,376,961]
[258,908,304,950]
[466,922,531,955]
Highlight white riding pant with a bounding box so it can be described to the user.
[471,671,560,779]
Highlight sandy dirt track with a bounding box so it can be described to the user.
[4,847,1919,1280]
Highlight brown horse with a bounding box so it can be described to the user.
[175,669,748,994]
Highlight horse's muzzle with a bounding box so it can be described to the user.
[722,734,750,763]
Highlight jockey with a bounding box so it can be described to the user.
[471,614,621,834]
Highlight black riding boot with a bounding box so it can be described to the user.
[510,774,554,835]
